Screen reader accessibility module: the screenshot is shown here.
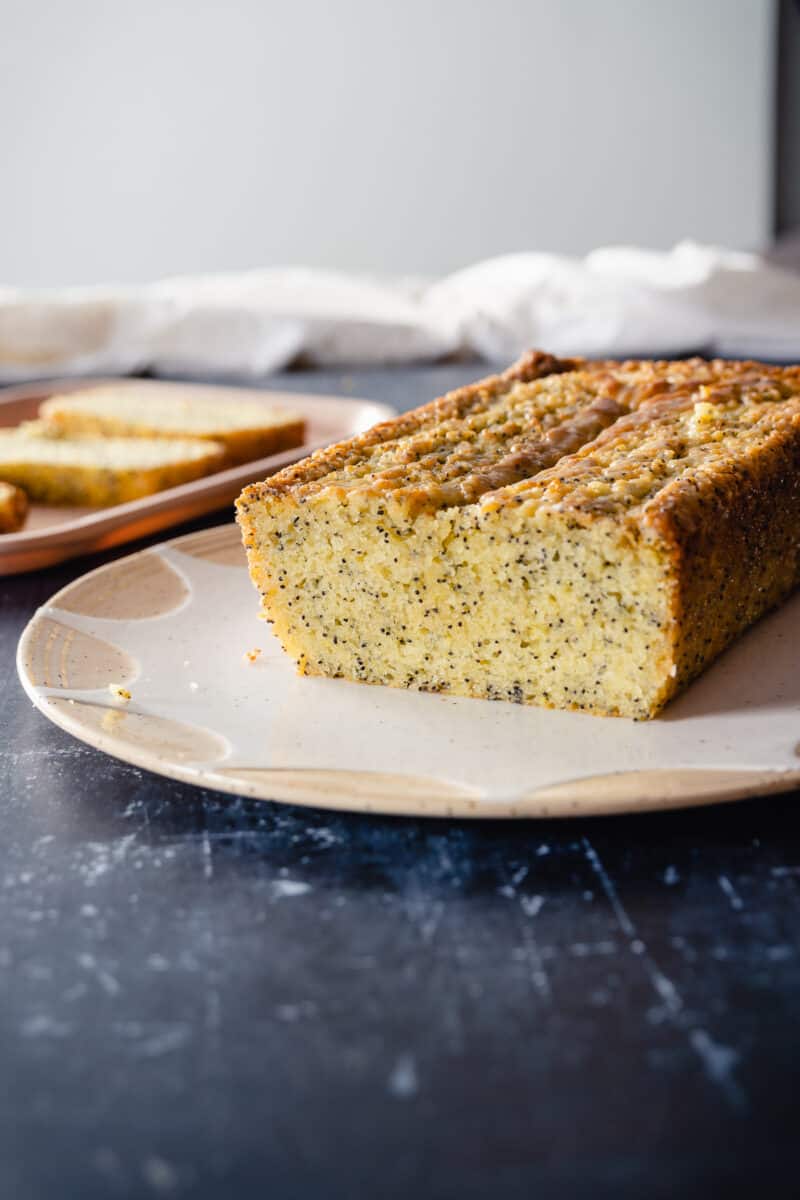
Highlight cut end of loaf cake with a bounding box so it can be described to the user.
[236,351,800,719]
[238,493,676,718]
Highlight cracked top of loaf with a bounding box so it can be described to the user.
[238,351,800,520]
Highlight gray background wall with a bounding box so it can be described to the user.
[0,0,778,287]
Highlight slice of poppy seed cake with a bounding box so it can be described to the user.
[40,380,305,466]
[236,351,800,719]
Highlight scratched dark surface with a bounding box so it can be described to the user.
[1,364,799,1200]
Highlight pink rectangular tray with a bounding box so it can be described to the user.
[0,377,394,574]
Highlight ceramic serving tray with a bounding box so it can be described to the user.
[0,378,393,574]
[16,523,800,818]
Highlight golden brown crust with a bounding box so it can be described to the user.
[651,411,800,705]
[0,480,28,532]
[240,353,794,513]
[238,350,580,505]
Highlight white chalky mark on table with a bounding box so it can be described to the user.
[142,1155,180,1194]
[201,829,213,880]
[305,826,339,848]
[718,874,744,911]
[520,894,545,917]
[387,1054,418,1099]
[416,899,444,945]
[21,1014,72,1038]
[137,1027,192,1058]
[568,940,617,957]
[78,834,139,888]
[502,867,551,1001]
[77,952,121,996]
[690,1029,747,1112]
[271,878,311,899]
[582,837,748,1111]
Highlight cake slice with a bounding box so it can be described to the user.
[0,429,226,506]
[236,351,800,719]
[0,480,28,532]
[40,380,305,465]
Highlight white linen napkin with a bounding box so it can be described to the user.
[1,241,799,382]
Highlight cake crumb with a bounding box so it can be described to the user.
[244,647,262,664]
[108,684,131,702]
[102,708,125,732]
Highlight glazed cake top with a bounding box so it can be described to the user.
[239,351,800,520]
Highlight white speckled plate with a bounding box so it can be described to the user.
[16,524,800,818]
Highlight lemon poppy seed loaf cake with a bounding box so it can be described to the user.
[40,380,305,465]
[236,351,800,719]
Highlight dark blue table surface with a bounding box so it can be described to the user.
[1,364,798,1200]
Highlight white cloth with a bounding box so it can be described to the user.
[1,241,799,382]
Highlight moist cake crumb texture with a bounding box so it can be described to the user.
[236,351,800,719]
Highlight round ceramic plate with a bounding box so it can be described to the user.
[16,524,800,818]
